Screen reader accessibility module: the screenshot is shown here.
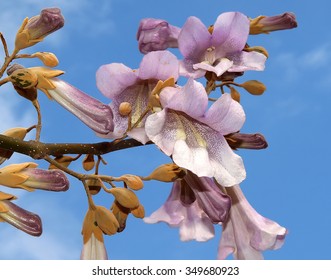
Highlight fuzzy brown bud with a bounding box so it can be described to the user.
[31,52,59,67]
[82,154,95,171]
[109,188,140,209]
[240,80,266,95]
[144,163,187,182]
[119,174,144,190]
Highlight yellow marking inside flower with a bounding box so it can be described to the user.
[186,120,207,148]
[174,114,186,140]
[130,83,145,125]
[174,113,207,148]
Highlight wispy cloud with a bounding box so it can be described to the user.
[0,85,34,132]
[0,196,82,259]
[274,42,331,83]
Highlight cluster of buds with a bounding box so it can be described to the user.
[0,157,69,236]
[81,175,145,259]
[0,8,72,240]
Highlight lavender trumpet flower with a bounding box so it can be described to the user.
[137,18,181,54]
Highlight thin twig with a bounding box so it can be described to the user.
[0,33,9,57]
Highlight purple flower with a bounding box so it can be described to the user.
[15,8,64,50]
[145,171,231,241]
[225,132,268,150]
[46,78,114,135]
[20,168,69,192]
[184,171,231,224]
[0,192,42,236]
[96,50,179,143]
[250,12,298,35]
[0,162,69,192]
[144,179,215,242]
[145,79,246,187]
[178,12,266,78]
[218,185,287,259]
[137,18,181,54]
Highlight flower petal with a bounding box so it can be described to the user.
[143,182,185,226]
[161,79,208,118]
[96,63,138,99]
[228,51,267,72]
[184,172,231,223]
[81,232,108,260]
[48,79,114,134]
[203,93,245,135]
[218,185,287,259]
[213,12,249,56]
[179,202,215,242]
[193,57,233,77]
[178,16,212,61]
[138,50,179,81]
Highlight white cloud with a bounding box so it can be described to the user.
[0,195,82,259]
[301,43,331,69]
[0,84,34,132]
[274,43,331,82]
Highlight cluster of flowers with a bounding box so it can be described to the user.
[0,8,297,259]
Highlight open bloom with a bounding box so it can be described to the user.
[144,179,214,242]
[137,18,181,54]
[96,50,179,143]
[218,185,287,259]
[145,79,246,187]
[178,12,266,78]
[0,191,42,236]
[81,206,119,260]
[0,162,69,192]
[145,171,230,241]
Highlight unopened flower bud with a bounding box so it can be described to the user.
[0,162,69,192]
[95,206,119,235]
[119,174,143,190]
[144,163,187,182]
[44,77,114,135]
[230,86,241,103]
[85,178,102,195]
[111,201,129,232]
[109,188,139,209]
[15,8,64,50]
[9,68,38,89]
[82,154,95,171]
[0,127,28,164]
[31,52,59,67]
[250,12,297,35]
[226,132,268,150]
[7,65,38,101]
[49,155,75,169]
[240,80,266,95]
[20,168,70,192]
[137,18,180,54]
[81,206,114,259]
[131,203,145,219]
[0,196,42,236]
[119,102,132,116]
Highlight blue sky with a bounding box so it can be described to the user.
[0,0,330,260]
